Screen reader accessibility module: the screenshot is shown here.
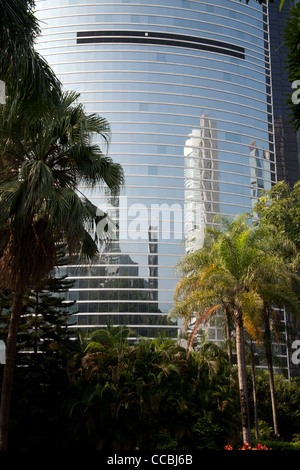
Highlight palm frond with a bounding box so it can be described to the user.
[186,304,221,357]
[0,0,62,103]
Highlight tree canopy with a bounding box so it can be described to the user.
[253,180,300,252]
[171,214,300,442]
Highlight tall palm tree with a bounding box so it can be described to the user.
[173,220,234,363]
[171,215,292,444]
[0,91,124,449]
[242,227,300,437]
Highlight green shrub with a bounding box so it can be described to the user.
[251,420,273,441]
[291,435,300,450]
[253,439,295,451]
[155,432,178,450]
[192,416,223,450]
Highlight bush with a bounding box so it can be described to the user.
[155,432,178,450]
[292,441,300,450]
[249,371,300,441]
[251,420,273,441]
[192,417,223,450]
[252,439,295,451]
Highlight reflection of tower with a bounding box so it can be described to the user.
[184,114,219,251]
[101,192,141,279]
[148,225,158,301]
[101,188,121,276]
[249,139,271,206]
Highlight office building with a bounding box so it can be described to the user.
[268,0,300,185]
[268,1,300,377]
[35,1,276,340]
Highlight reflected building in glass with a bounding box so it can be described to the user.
[35,0,276,338]
[249,138,271,203]
[184,114,219,252]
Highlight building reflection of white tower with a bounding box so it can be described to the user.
[184,114,219,252]
[249,139,271,205]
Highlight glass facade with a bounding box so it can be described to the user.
[269,1,300,185]
[35,0,276,338]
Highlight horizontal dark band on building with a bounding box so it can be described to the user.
[77,30,245,59]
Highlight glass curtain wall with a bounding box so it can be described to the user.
[35,0,276,339]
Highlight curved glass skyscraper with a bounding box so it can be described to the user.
[35,0,275,337]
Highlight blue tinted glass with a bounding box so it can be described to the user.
[36,0,274,335]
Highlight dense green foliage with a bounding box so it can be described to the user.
[0,255,75,449]
[171,213,300,442]
[67,328,239,450]
[1,318,241,449]
[249,370,300,441]
[254,181,300,252]
[2,317,300,450]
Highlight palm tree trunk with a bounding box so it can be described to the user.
[251,358,259,440]
[264,312,279,437]
[267,353,279,437]
[0,286,25,450]
[224,306,233,368]
[234,307,251,444]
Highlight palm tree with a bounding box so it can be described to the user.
[0,0,61,105]
[174,221,234,365]
[242,227,300,438]
[171,215,291,444]
[0,91,124,449]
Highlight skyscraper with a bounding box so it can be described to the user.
[268,0,300,185]
[35,0,276,338]
[268,1,300,378]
